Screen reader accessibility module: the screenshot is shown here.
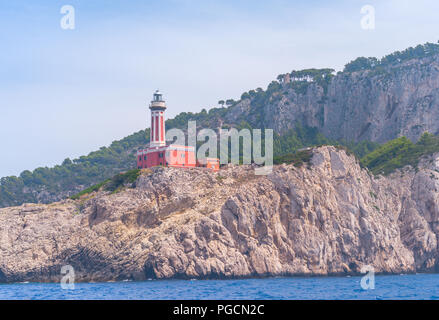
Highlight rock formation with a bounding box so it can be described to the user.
[228,54,439,143]
[3,51,439,209]
[1,146,439,282]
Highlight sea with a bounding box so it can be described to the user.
[1,274,439,300]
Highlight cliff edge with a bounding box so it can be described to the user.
[1,146,439,282]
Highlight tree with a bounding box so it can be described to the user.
[344,57,379,72]
[241,92,251,100]
[62,158,73,166]
[218,100,225,107]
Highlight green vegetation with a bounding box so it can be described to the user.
[269,126,436,175]
[274,69,335,96]
[273,149,313,167]
[214,122,336,165]
[244,82,283,128]
[291,81,310,95]
[342,140,381,158]
[70,169,141,199]
[104,169,141,193]
[272,128,380,167]
[70,131,439,201]
[290,69,335,94]
[344,42,439,73]
[360,133,439,175]
[0,112,384,208]
[165,106,229,129]
[2,42,439,208]
[0,130,148,207]
[273,125,335,156]
[344,57,380,73]
[70,179,110,200]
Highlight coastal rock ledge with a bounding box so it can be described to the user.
[2,146,439,283]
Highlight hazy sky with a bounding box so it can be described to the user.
[1,0,439,177]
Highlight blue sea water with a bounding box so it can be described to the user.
[1,274,439,300]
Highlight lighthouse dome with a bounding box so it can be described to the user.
[150,90,167,110]
[153,90,163,102]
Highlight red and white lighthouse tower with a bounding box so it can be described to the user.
[137,90,219,171]
[149,90,166,147]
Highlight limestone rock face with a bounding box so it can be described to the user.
[3,54,439,209]
[226,54,439,143]
[2,146,439,282]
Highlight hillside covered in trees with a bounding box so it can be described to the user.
[1,41,439,208]
[360,133,439,175]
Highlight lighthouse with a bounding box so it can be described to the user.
[149,90,166,147]
[137,90,219,171]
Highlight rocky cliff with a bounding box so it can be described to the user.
[1,146,439,282]
[228,54,439,143]
[3,44,439,210]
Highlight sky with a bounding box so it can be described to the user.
[1,0,439,177]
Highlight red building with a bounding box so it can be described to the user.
[137,91,219,171]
